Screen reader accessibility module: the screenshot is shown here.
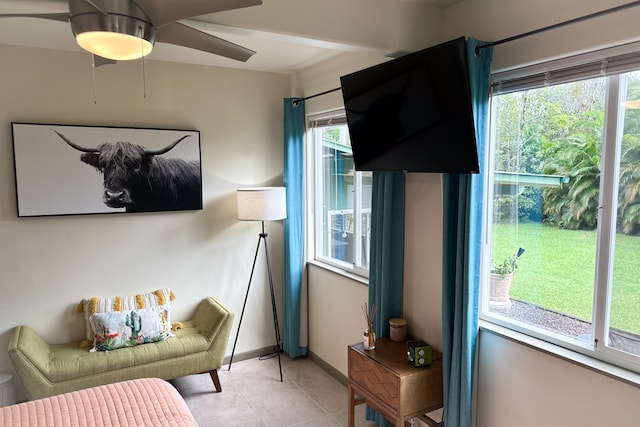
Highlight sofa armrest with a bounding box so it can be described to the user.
[9,326,51,374]
[8,325,54,399]
[191,297,234,355]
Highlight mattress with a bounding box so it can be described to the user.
[0,377,197,426]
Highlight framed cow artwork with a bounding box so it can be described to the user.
[11,123,202,217]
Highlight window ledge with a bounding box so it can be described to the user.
[307,259,368,286]
[479,319,640,388]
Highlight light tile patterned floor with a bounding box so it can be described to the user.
[170,354,376,427]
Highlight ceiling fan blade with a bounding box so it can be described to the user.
[134,0,262,28]
[77,0,108,15]
[0,13,69,22]
[155,22,255,62]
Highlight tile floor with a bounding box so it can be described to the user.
[170,353,377,427]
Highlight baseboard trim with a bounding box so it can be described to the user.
[224,348,348,388]
[307,351,348,387]
[222,346,276,365]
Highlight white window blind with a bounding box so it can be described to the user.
[307,109,347,128]
[492,41,640,94]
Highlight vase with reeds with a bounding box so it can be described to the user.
[362,302,377,350]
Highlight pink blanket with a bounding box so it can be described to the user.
[0,378,197,426]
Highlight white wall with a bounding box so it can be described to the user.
[305,172,444,378]
[477,331,640,427]
[213,0,445,55]
[307,264,367,375]
[0,44,290,400]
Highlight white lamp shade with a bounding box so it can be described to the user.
[237,187,287,221]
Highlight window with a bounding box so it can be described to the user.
[483,44,640,373]
[308,111,372,277]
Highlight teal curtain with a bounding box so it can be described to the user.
[366,171,405,426]
[441,38,492,427]
[283,98,307,357]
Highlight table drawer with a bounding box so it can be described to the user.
[349,347,399,412]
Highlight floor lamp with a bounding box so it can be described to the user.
[228,187,286,382]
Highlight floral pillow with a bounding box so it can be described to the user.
[89,305,172,352]
[78,288,175,344]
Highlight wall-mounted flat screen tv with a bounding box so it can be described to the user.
[340,37,478,173]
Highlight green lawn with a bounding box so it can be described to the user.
[492,222,640,334]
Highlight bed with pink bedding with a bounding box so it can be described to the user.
[0,377,197,426]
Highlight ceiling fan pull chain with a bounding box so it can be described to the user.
[142,55,147,99]
[91,55,98,104]
[140,26,148,99]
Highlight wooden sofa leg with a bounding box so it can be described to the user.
[209,369,222,392]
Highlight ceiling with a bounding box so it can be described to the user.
[0,0,463,74]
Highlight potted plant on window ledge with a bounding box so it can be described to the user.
[490,248,525,306]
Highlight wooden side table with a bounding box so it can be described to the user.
[348,337,443,427]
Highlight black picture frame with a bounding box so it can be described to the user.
[11,123,202,217]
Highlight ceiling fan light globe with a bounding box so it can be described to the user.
[69,3,156,62]
[76,31,153,60]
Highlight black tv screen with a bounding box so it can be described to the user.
[340,37,478,173]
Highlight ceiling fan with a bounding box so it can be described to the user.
[0,0,263,63]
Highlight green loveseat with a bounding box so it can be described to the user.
[8,296,234,401]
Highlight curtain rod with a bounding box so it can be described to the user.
[291,87,341,106]
[475,0,640,55]
[292,1,640,101]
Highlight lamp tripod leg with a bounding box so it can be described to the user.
[228,232,262,371]
[263,234,283,382]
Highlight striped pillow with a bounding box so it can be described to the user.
[77,288,175,345]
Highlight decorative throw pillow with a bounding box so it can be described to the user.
[89,305,172,352]
[77,288,175,344]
